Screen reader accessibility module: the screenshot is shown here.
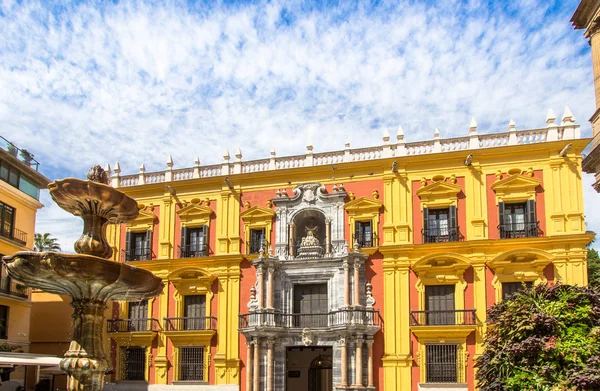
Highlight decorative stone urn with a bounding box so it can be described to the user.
[2,166,163,391]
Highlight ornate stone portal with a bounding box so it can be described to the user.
[240,183,380,391]
[2,167,163,391]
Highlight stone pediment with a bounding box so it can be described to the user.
[491,174,540,193]
[177,203,213,221]
[240,206,276,222]
[416,181,462,199]
[127,208,156,230]
[344,197,383,212]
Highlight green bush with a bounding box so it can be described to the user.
[475,283,600,390]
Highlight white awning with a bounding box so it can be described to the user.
[0,353,62,367]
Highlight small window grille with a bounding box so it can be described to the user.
[426,343,463,383]
[179,346,205,381]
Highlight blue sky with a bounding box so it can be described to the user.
[0,0,598,250]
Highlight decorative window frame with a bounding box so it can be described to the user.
[344,197,383,253]
[416,177,462,210]
[169,268,216,319]
[126,206,157,232]
[415,336,470,384]
[177,202,213,229]
[116,345,152,382]
[172,345,210,382]
[412,253,470,311]
[240,206,276,256]
[490,171,540,205]
[488,248,552,303]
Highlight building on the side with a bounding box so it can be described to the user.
[572,0,600,191]
[105,109,592,391]
[0,136,51,387]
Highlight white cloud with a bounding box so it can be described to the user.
[0,0,596,249]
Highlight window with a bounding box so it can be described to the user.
[121,346,146,381]
[179,346,205,381]
[425,285,455,325]
[426,344,462,383]
[293,284,328,327]
[128,300,148,331]
[125,231,152,261]
[0,305,8,339]
[184,295,206,330]
[502,281,533,300]
[499,200,539,239]
[423,207,458,243]
[0,202,14,240]
[354,221,374,248]
[248,228,266,254]
[180,226,208,258]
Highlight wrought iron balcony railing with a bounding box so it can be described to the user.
[122,248,154,262]
[178,243,210,258]
[352,232,378,248]
[239,308,381,329]
[107,318,160,333]
[1,135,40,171]
[422,226,461,243]
[0,277,29,299]
[0,227,27,245]
[164,316,217,331]
[498,221,542,239]
[410,310,476,326]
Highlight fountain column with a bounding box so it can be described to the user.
[61,300,109,391]
[246,340,254,391]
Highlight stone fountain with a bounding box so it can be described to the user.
[2,166,164,390]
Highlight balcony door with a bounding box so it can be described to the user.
[425,285,455,325]
[128,300,148,331]
[184,295,206,330]
[293,284,328,328]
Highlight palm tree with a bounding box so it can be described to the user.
[34,233,61,252]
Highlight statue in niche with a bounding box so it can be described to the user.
[301,225,320,247]
[297,223,323,259]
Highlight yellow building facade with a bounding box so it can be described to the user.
[106,110,591,391]
[0,136,50,386]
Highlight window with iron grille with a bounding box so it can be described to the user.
[179,346,205,381]
[426,344,462,383]
[121,346,146,381]
[249,228,265,254]
[502,281,533,300]
[0,305,8,339]
[354,221,373,247]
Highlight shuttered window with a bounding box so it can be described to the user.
[128,300,148,331]
[499,200,538,238]
[354,221,373,247]
[184,295,206,330]
[502,281,533,300]
[181,226,208,257]
[423,206,457,243]
[125,231,152,261]
[293,284,328,328]
[425,285,455,325]
[249,228,265,254]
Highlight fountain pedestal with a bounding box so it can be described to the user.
[2,166,163,391]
